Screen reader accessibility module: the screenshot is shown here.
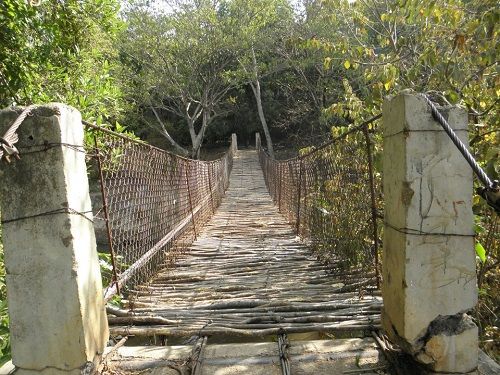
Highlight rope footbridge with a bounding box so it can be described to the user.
[81,118,384,346]
[107,151,382,339]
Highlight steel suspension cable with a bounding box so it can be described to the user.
[421,94,499,213]
[421,94,494,188]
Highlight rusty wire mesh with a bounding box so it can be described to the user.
[259,123,381,287]
[84,124,233,301]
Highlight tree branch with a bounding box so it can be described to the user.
[149,105,189,156]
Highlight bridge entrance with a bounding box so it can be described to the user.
[0,92,495,374]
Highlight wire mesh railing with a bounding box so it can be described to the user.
[259,118,381,288]
[84,123,234,302]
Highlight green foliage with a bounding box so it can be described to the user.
[0,0,126,122]
[474,211,499,360]
[475,242,486,263]
[97,251,125,306]
[98,251,124,297]
[0,300,9,366]
[120,1,240,156]
[305,132,376,269]
[314,0,498,162]
[98,252,116,288]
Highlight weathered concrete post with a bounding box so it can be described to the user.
[255,133,261,150]
[382,92,477,373]
[231,133,238,153]
[0,105,109,374]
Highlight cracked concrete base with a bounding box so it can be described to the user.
[384,312,479,373]
[420,353,500,375]
[416,315,478,373]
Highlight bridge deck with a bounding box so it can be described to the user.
[111,150,381,339]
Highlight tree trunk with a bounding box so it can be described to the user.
[250,48,274,158]
[187,117,197,158]
[191,138,200,159]
[253,81,274,158]
[191,143,201,159]
[191,110,211,159]
[150,106,189,156]
[185,101,204,158]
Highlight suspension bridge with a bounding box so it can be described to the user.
[0,93,497,375]
[109,150,381,338]
[88,122,385,373]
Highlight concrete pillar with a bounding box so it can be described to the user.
[231,133,238,152]
[0,105,109,374]
[255,133,261,150]
[382,92,478,373]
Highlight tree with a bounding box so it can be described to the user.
[121,1,236,158]
[225,0,294,158]
[312,0,498,126]
[0,0,125,122]
[304,0,498,185]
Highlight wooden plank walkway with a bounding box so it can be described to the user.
[110,150,382,339]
